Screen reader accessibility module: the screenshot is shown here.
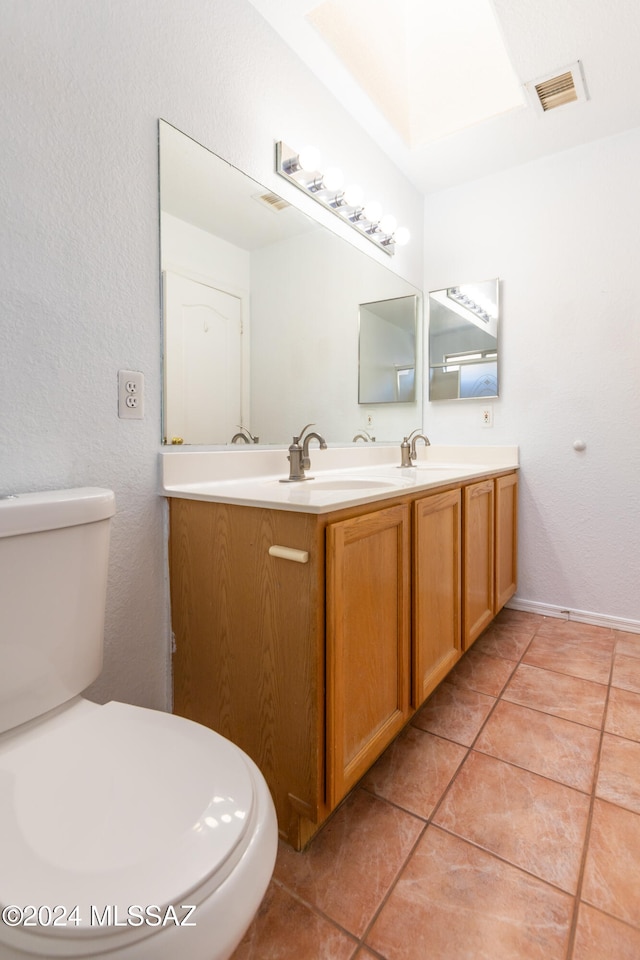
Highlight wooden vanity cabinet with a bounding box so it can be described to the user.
[326,503,411,808]
[169,498,326,850]
[495,472,518,611]
[462,472,519,649]
[412,488,462,704]
[462,479,495,648]
[168,468,518,850]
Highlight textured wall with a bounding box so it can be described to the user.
[0,0,424,709]
[424,127,640,624]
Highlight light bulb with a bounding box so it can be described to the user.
[342,183,364,207]
[322,166,344,191]
[379,214,397,236]
[297,146,321,172]
[394,227,410,246]
[363,200,382,223]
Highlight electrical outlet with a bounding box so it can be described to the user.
[481,405,493,428]
[366,413,374,427]
[118,370,144,420]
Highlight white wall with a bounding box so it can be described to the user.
[0,0,424,710]
[424,127,640,625]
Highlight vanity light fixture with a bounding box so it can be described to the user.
[275,141,409,256]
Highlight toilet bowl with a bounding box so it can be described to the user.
[0,488,277,959]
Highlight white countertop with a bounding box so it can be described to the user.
[160,445,519,514]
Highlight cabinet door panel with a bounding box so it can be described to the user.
[413,489,462,706]
[495,473,518,611]
[463,479,495,648]
[326,504,410,808]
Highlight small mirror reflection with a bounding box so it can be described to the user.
[358,296,417,404]
[428,279,499,401]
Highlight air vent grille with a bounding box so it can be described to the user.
[526,61,588,115]
[255,192,289,211]
[535,72,577,111]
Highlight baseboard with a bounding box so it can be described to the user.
[506,597,640,636]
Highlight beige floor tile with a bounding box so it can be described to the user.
[494,609,546,627]
[611,654,640,694]
[274,789,423,938]
[362,725,466,819]
[446,648,516,697]
[433,751,591,892]
[571,903,640,960]
[596,733,640,813]
[231,881,358,959]
[523,634,612,685]
[503,662,607,728]
[366,827,573,960]
[605,686,640,741]
[534,619,615,648]
[472,622,536,661]
[582,799,640,928]
[475,700,600,792]
[614,631,640,660]
[411,681,495,746]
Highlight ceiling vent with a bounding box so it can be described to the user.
[253,191,289,212]
[525,61,588,115]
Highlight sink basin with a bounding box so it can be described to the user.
[308,478,400,491]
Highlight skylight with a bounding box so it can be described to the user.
[306,0,525,146]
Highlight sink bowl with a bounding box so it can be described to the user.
[308,478,400,491]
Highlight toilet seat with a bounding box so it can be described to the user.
[0,698,259,956]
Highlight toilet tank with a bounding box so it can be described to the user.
[0,488,116,734]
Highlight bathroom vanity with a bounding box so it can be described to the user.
[162,446,518,849]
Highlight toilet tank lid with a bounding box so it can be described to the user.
[0,487,115,538]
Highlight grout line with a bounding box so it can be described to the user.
[563,647,617,960]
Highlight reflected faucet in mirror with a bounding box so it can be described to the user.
[231,426,260,444]
[280,424,327,483]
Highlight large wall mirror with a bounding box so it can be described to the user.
[428,279,499,401]
[159,120,423,445]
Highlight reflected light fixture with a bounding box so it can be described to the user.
[447,286,494,325]
[276,141,409,256]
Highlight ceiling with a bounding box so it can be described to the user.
[248,0,640,194]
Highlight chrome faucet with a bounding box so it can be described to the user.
[399,428,431,467]
[231,426,260,444]
[352,430,375,442]
[410,432,431,461]
[280,423,327,482]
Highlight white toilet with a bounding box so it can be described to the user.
[0,488,277,960]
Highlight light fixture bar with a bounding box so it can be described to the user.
[447,287,492,324]
[275,141,409,257]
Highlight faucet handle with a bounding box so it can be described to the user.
[293,423,315,444]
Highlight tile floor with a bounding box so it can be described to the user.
[231,610,640,959]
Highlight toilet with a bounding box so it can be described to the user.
[0,488,277,960]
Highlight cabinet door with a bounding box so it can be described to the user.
[463,479,495,648]
[413,488,462,706]
[495,473,518,611]
[326,503,411,809]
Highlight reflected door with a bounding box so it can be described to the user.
[163,272,244,443]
